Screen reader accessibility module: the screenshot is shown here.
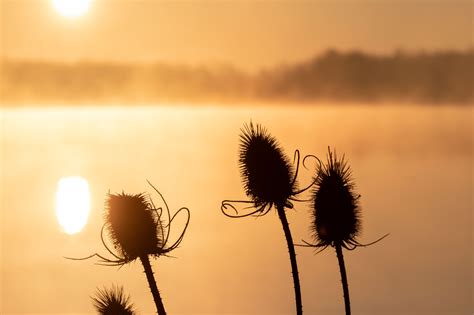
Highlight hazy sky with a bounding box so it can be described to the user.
[1,0,473,70]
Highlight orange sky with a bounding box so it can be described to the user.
[1,2,473,314]
[1,0,472,70]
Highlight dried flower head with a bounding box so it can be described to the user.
[304,147,387,252]
[92,285,136,315]
[222,122,314,218]
[67,182,190,266]
[239,122,295,209]
[312,148,360,249]
[106,192,163,261]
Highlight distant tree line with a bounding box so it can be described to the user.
[1,49,473,105]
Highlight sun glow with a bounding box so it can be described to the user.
[55,177,91,234]
[52,0,92,18]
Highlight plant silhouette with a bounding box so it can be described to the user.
[67,181,190,315]
[92,285,136,315]
[301,148,388,315]
[221,122,314,315]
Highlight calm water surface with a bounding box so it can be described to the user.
[1,104,472,314]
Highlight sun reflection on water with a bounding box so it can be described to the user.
[55,176,91,234]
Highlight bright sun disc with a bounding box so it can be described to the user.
[56,177,91,234]
[52,0,91,18]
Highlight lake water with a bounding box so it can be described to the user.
[0,103,472,314]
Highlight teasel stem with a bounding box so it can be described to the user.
[140,255,166,315]
[335,242,351,315]
[276,204,303,315]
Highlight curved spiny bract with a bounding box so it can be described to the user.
[92,285,136,315]
[312,148,361,249]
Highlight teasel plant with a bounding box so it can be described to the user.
[300,147,388,315]
[221,122,316,315]
[92,285,136,315]
[67,181,190,315]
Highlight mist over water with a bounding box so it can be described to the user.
[1,103,472,314]
[3,50,473,105]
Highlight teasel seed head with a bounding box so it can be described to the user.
[312,148,361,247]
[91,285,136,315]
[105,192,163,261]
[239,122,295,209]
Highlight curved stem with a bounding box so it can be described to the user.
[140,255,166,315]
[335,243,351,315]
[276,205,303,315]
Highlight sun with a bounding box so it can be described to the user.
[52,0,92,18]
[55,176,91,234]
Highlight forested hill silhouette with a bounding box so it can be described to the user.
[2,49,473,105]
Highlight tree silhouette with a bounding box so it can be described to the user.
[222,122,314,315]
[67,181,190,315]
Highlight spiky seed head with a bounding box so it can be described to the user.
[239,122,294,209]
[92,285,136,315]
[105,192,162,261]
[312,149,360,247]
